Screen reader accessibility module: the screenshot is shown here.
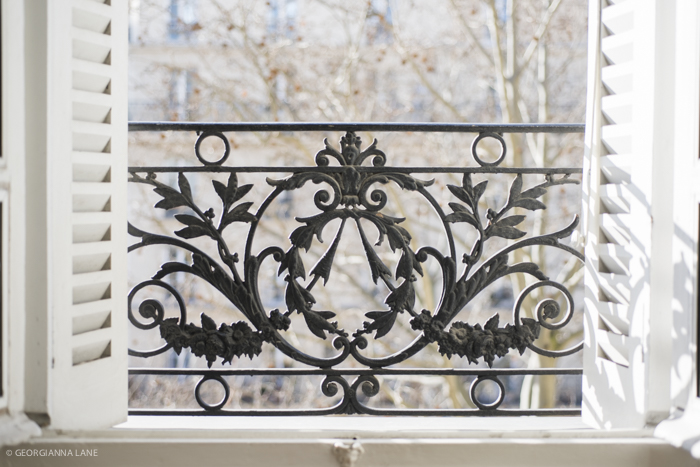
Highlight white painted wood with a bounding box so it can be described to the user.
[601,31,634,65]
[72,0,111,34]
[598,302,631,336]
[72,58,111,93]
[0,0,18,413]
[599,213,631,245]
[0,414,41,447]
[597,330,630,367]
[72,162,111,183]
[600,123,632,154]
[72,90,112,123]
[601,63,633,95]
[639,0,676,426]
[583,0,677,429]
[600,154,632,184]
[601,1,634,35]
[23,0,50,418]
[667,0,700,414]
[597,272,631,304]
[0,189,8,410]
[72,28,111,63]
[22,0,129,430]
[599,185,631,214]
[655,0,700,458]
[601,94,633,125]
[597,244,631,275]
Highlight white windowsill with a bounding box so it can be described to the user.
[42,415,658,440]
[13,416,700,467]
[656,399,700,459]
[109,415,599,438]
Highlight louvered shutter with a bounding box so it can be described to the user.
[45,0,127,430]
[582,0,675,428]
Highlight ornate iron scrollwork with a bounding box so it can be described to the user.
[128,128,584,413]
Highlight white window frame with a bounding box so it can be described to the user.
[2,1,700,465]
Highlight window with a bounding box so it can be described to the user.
[169,0,198,42]
[267,0,297,39]
[366,0,393,44]
[167,69,194,120]
[3,1,700,464]
[126,0,589,416]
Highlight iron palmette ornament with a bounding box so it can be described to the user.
[128,131,583,372]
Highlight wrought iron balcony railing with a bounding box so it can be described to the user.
[127,122,585,416]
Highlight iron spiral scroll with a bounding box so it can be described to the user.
[128,128,584,414]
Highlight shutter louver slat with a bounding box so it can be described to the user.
[72,28,111,63]
[598,302,631,336]
[601,63,633,94]
[600,154,632,184]
[601,1,634,35]
[601,94,632,125]
[73,164,111,183]
[72,252,110,275]
[72,299,114,337]
[72,226,111,244]
[597,331,630,367]
[597,244,631,275]
[72,194,110,213]
[599,213,631,245]
[601,31,633,64]
[72,89,112,123]
[72,309,110,336]
[599,185,631,213]
[72,58,112,93]
[600,123,632,154]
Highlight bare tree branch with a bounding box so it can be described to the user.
[449,0,495,66]
[516,0,563,79]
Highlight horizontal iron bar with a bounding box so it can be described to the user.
[128,408,582,417]
[129,166,583,174]
[128,121,585,133]
[129,367,583,376]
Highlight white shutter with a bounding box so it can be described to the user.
[582,0,675,429]
[43,0,127,430]
[665,0,700,413]
[655,0,700,458]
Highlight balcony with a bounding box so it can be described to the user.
[126,122,586,416]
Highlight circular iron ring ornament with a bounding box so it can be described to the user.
[194,374,231,411]
[513,280,583,358]
[195,131,231,166]
[471,132,507,167]
[469,376,505,410]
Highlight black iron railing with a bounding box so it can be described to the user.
[127,122,585,416]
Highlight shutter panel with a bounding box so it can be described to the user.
[655,0,700,457]
[668,0,700,412]
[582,0,675,428]
[45,0,127,430]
